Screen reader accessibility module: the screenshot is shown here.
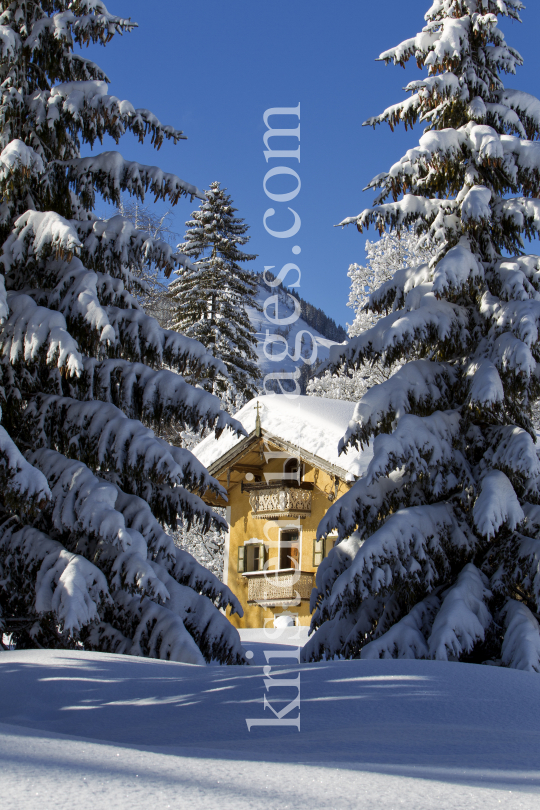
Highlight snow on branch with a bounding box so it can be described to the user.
[11,242,231,375]
[433,237,484,294]
[0,24,20,61]
[113,487,241,618]
[379,10,519,76]
[78,215,199,278]
[148,561,245,662]
[501,600,540,672]
[428,564,492,660]
[0,273,7,323]
[29,253,227,378]
[305,592,393,662]
[490,333,536,379]
[104,305,230,375]
[28,448,171,602]
[0,140,44,180]
[497,89,540,140]
[0,423,50,511]
[481,292,540,349]
[3,292,83,376]
[36,546,111,635]
[25,6,135,56]
[484,426,540,483]
[26,395,224,496]
[63,152,204,210]
[365,410,472,498]
[127,593,206,664]
[364,122,540,210]
[302,611,360,663]
[339,360,457,450]
[47,256,116,346]
[473,469,524,538]
[364,93,422,132]
[1,210,82,272]
[367,263,431,315]
[485,101,526,138]
[317,471,403,542]
[338,195,454,234]
[30,448,138,550]
[313,533,366,610]
[466,358,504,410]
[490,255,540,303]
[513,508,540,604]
[0,522,110,637]
[82,358,244,436]
[327,292,470,372]
[48,81,187,148]
[361,594,441,660]
[325,504,470,618]
[494,198,540,242]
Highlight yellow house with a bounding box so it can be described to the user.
[193,396,370,629]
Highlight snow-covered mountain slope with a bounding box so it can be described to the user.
[1,648,539,809]
[246,280,343,380]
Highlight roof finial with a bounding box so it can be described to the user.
[254,400,262,437]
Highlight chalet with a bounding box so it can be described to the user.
[194,396,371,629]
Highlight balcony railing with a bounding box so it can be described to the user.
[243,569,314,605]
[244,482,312,519]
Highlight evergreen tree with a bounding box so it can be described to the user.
[348,230,436,337]
[0,2,246,664]
[169,182,261,410]
[308,230,435,402]
[304,0,540,672]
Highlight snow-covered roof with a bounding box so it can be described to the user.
[194,396,372,481]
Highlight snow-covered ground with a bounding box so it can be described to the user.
[1,642,539,809]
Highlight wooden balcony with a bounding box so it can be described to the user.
[243,569,314,606]
[244,481,313,520]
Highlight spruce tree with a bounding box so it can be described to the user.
[304,0,540,671]
[308,231,436,403]
[0,2,246,664]
[169,182,261,410]
[348,231,436,337]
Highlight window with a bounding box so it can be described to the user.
[312,538,325,567]
[313,535,336,566]
[238,542,265,573]
[283,457,301,483]
[280,529,300,570]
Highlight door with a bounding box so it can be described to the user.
[280,530,300,570]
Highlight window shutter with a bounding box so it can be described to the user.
[313,538,325,567]
[237,545,245,573]
[257,543,265,571]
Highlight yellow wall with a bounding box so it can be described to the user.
[226,457,349,628]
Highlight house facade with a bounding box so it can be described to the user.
[194,396,370,629]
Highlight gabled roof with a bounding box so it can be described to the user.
[194,396,372,482]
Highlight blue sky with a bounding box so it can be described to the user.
[85,1,540,329]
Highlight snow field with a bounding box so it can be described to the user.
[246,279,339,379]
[0,649,539,809]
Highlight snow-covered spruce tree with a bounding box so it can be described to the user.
[348,230,436,337]
[168,182,262,410]
[0,2,246,664]
[303,0,540,672]
[307,230,436,403]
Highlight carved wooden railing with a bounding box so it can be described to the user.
[245,482,312,519]
[244,570,314,605]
